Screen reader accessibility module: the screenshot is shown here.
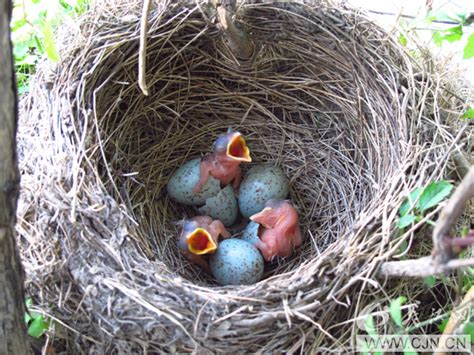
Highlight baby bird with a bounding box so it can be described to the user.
[193,130,251,193]
[178,216,231,272]
[250,199,302,262]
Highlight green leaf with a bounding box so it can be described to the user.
[399,187,423,216]
[365,314,378,339]
[417,181,454,212]
[464,33,474,60]
[389,296,407,328]
[33,34,44,54]
[24,311,32,324]
[398,214,417,229]
[443,26,463,43]
[13,42,30,60]
[432,26,463,46]
[461,108,474,119]
[25,298,33,308]
[16,55,37,66]
[399,33,407,46]
[463,322,474,343]
[461,226,470,237]
[423,275,437,288]
[438,317,449,332]
[11,18,28,31]
[433,31,443,46]
[41,20,59,62]
[27,315,49,338]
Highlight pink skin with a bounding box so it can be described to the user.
[178,216,231,272]
[193,155,243,192]
[250,200,303,262]
[193,132,251,193]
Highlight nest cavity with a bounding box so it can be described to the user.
[18,0,465,352]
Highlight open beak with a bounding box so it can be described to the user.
[186,228,217,255]
[250,207,273,228]
[226,133,252,162]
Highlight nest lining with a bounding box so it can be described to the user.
[17,0,467,352]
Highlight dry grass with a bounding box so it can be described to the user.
[16,0,471,352]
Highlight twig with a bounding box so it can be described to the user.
[138,0,151,96]
[217,4,253,60]
[432,167,474,265]
[436,285,474,354]
[378,256,474,278]
[378,168,474,278]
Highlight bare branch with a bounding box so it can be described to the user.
[378,168,474,278]
[378,256,474,278]
[432,167,474,265]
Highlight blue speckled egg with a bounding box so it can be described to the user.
[238,165,289,218]
[241,221,260,245]
[167,158,221,206]
[210,239,264,286]
[198,185,238,227]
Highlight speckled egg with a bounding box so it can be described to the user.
[241,221,260,245]
[167,158,221,206]
[198,185,238,227]
[210,239,264,286]
[238,165,289,218]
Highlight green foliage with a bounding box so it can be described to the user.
[423,275,437,288]
[438,317,449,332]
[461,267,474,293]
[397,181,454,229]
[362,315,383,355]
[463,322,474,343]
[25,298,50,338]
[11,0,90,93]
[400,8,474,73]
[399,33,408,46]
[433,26,463,46]
[28,315,49,338]
[389,296,407,328]
[427,10,474,61]
[365,314,378,339]
[416,181,454,212]
[461,108,474,119]
[464,33,474,59]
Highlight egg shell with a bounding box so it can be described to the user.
[210,239,264,286]
[238,165,289,218]
[241,221,260,245]
[198,185,238,227]
[167,158,221,206]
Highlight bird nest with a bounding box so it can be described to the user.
[17,0,469,352]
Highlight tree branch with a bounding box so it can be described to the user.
[378,167,474,278]
[432,167,474,265]
[0,0,31,352]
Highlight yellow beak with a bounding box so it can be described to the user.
[250,207,274,228]
[226,133,252,162]
[186,228,217,255]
